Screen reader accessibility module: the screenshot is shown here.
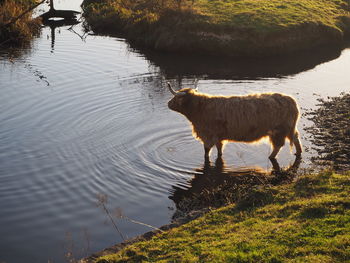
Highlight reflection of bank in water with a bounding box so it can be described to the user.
[306,93,350,171]
[44,19,80,52]
[169,157,300,218]
[134,44,344,80]
[40,0,80,23]
[39,0,81,51]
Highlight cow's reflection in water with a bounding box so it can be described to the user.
[169,157,301,217]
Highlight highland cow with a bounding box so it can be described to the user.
[167,83,302,161]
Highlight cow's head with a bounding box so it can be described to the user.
[167,83,197,114]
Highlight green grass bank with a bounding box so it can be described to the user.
[0,0,41,46]
[82,0,350,56]
[93,171,350,262]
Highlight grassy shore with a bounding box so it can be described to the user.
[82,0,350,56]
[0,0,41,46]
[94,171,350,262]
[83,94,350,263]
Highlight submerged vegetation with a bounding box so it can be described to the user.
[95,171,350,262]
[0,0,41,46]
[83,0,350,56]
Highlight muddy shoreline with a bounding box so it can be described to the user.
[305,93,350,171]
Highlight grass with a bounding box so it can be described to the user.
[196,0,348,30]
[95,171,350,262]
[0,0,41,46]
[82,0,350,56]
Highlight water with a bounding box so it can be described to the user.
[1,1,350,262]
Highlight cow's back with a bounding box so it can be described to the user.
[193,93,299,143]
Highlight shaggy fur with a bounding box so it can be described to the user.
[168,88,302,160]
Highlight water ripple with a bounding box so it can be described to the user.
[1,11,350,263]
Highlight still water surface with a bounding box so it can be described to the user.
[1,2,350,262]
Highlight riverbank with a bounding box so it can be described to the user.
[82,0,350,57]
[84,170,350,262]
[82,92,350,262]
[0,0,41,46]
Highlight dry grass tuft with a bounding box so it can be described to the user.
[0,0,41,46]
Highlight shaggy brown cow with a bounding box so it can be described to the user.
[167,83,302,161]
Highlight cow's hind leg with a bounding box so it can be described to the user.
[204,146,210,160]
[293,132,302,158]
[269,133,285,159]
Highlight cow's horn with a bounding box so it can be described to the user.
[167,82,177,95]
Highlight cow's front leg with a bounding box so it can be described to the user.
[204,141,214,162]
[216,141,223,157]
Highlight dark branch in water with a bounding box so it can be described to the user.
[0,38,12,47]
[116,209,164,232]
[68,25,89,42]
[97,194,126,241]
[97,194,164,242]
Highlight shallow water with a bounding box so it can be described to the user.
[1,1,350,262]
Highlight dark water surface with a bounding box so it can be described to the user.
[1,2,350,262]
